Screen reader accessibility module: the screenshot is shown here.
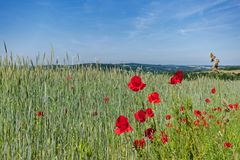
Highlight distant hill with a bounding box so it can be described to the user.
[52,63,240,73]
[33,63,240,80]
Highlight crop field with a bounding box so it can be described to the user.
[0,58,239,160]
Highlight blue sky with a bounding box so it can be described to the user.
[0,0,240,65]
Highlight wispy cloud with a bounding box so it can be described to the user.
[135,11,159,30]
[128,2,165,38]
[208,1,240,14]
[177,1,240,35]
[178,24,231,35]
[129,0,230,38]
[175,0,229,19]
[129,12,158,38]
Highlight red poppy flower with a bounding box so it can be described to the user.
[203,119,209,128]
[161,135,168,144]
[216,120,222,125]
[183,117,187,123]
[180,106,185,113]
[194,119,200,127]
[133,138,146,149]
[160,131,168,144]
[212,108,217,111]
[235,103,239,109]
[114,115,132,135]
[194,110,201,117]
[201,116,206,120]
[229,104,234,109]
[128,76,146,92]
[208,115,215,119]
[205,98,211,103]
[144,128,156,140]
[165,114,171,120]
[148,92,161,103]
[134,110,147,123]
[224,142,232,148]
[104,96,110,103]
[146,108,154,118]
[37,111,44,118]
[180,117,187,123]
[211,88,216,94]
[202,111,207,115]
[169,71,184,85]
[212,107,222,112]
[235,103,239,110]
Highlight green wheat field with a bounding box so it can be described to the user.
[0,55,239,160]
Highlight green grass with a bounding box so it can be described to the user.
[0,56,239,159]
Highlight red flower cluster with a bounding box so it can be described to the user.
[228,103,239,110]
[193,110,211,128]
[169,71,184,85]
[128,76,146,92]
[114,74,238,153]
[193,119,208,128]
[134,108,154,123]
[148,92,161,103]
[133,138,146,149]
[114,115,132,134]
